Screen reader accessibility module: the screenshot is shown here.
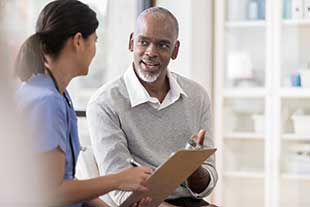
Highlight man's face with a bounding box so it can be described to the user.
[129,14,179,83]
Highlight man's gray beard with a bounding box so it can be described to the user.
[136,67,162,83]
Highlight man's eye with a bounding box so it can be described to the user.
[159,43,169,49]
[139,40,148,46]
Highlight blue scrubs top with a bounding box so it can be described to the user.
[16,74,82,207]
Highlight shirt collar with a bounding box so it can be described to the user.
[30,73,71,100]
[123,64,188,108]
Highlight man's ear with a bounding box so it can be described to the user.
[128,32,134,52]
[171,40,180,60]
[72,32,84,52]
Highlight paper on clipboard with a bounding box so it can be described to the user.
[120,148,216,207]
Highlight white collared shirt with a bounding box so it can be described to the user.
[124,64,188,110]
[123,64,215,199]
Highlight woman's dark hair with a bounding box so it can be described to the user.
[15,0,99,81]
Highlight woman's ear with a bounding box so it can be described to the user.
[72,32,84,52]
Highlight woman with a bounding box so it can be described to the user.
[15,0,152,206]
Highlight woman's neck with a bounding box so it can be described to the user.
[45,57,75,95]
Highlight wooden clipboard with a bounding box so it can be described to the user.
[120,148,217,207]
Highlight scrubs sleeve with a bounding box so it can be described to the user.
[30,96,67,153]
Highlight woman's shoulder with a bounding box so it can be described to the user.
[16,75,65,111]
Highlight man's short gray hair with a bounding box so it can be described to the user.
[136,7,179,38]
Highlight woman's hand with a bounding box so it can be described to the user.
[115,166,153,191]
[130,197,152,207]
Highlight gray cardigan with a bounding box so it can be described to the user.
[87,72,217,206]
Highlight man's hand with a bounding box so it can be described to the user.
[186,129,211,193]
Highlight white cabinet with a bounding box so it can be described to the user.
[214,0,310,207]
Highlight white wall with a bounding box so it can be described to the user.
[101,0,138,82]
[155,0,214,96]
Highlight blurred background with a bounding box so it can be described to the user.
[0,1,46,206]
[1,0,310,207]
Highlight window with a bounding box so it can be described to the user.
[3,0,139,110]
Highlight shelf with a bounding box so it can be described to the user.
[283,19,310,26]
[223,88,266,98]
[224,171,265,179]
[282,173,310,180]
[282,133,310,141]
[225,20,266,28]
[224,132,264,140]
[280,88,310,98]
[216,0,310,206]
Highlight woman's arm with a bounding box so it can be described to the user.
[42,147,152,206]
[84,198,110,207]
[84,197,153,207]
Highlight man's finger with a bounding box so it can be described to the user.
[196,129,206,145]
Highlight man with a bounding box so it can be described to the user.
[87,7,218,207]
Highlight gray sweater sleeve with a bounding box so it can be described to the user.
[197,92,218,197]
[86,101,132,205]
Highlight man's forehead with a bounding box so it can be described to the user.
[135,34,172,43]
[135,16,177,40]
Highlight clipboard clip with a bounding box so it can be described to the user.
[185,135,204,150]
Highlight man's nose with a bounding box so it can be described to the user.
[145,43,158,58]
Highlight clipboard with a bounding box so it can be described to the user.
[120,148,217,207]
